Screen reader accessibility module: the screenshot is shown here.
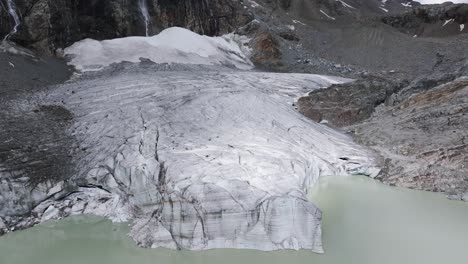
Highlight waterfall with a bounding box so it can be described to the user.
[2,0,21,41]
[138,0,150,37]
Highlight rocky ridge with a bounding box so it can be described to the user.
[299,61,468,200]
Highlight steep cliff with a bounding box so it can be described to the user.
[0,0,251,53]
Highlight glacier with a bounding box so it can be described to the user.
[1,28,379,252]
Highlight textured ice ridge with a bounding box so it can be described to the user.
[64,27,253,72]
[38,64,380,252]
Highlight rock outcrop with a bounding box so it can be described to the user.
[297,76,406,127]
[250,30,282,68]
[349,76,468,200]
[296,61,468,200]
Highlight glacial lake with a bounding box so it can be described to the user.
[1,176,468,264]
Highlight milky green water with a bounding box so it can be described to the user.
[1,176,468,264]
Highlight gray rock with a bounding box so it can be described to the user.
[349,77,468,197]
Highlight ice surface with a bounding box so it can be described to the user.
[41,63,379,252]
[292,20,307,25]
[5,27,380,252]
[64,27,253,72]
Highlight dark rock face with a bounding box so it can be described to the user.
[297,77,406,127]
[250,30,282,67]
[297,59,468,200]
[0,0,251,53]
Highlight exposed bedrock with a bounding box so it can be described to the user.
[350,77,468,200]
[297,62,468,200]
[297,76,407,127]
[0,63,379,251]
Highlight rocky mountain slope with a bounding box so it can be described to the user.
[382,3,468,37]
[1,0,467,76]
[351,76,468,200]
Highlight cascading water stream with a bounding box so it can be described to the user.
[2,0,21,41]
[138,0,150,37]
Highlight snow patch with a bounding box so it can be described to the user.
[461,24,465,32]
[320,10,336,20]
[64,27,253,72]
[292,20,306,26]
[337,0,356,9]
[401,2,412,7]
[379,7,389,13]
[443,19,454,27]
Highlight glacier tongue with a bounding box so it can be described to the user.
[45,63,379,252]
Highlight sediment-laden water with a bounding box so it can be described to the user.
[1,176,468,264]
